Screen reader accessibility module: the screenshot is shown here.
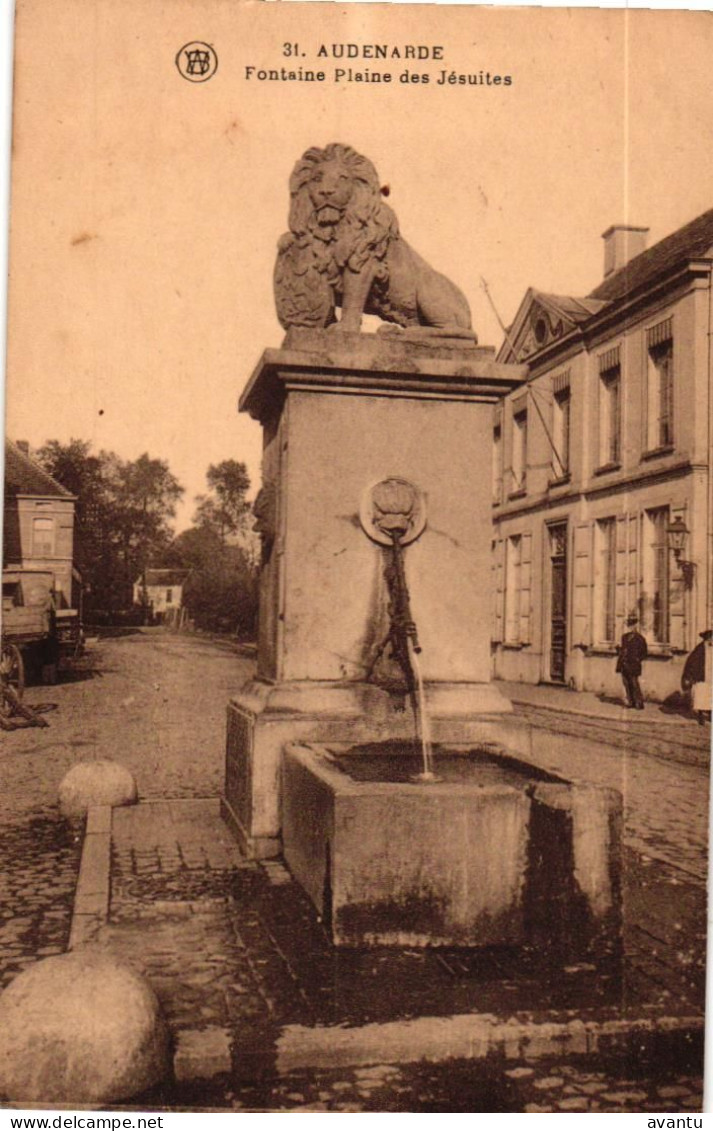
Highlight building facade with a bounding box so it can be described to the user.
[492,210,713,701]
[3,439,80,609]
[133,568,190,618]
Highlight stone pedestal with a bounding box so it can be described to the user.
[223,330,527,858]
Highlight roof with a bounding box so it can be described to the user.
[589,206,713,303]
[535,292,607,325]
[141,569,191,587]
[497,287,607,364]
[4,440,74,499]
[498,206,713,364]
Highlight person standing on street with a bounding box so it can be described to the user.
[616,614,648,710]
[682,629,713,725]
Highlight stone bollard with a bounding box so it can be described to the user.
[0,951,172,1105]
[59,760,138,818]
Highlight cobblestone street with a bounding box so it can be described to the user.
[0,631,252,992]
[507,704,710,881]
[101,796,704,1113]
[0,816,81,991]
[0,629,708,1112]
[1,630,255,823]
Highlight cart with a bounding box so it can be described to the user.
[1,568,82,717]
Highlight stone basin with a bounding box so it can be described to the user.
[282,741,622,950]
[324,742,556,786]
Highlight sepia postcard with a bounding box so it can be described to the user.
[1,0,712,1116]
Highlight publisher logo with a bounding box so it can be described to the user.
[176,42,218,83]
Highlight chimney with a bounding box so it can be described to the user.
[15,440,30,456]
[602,225,649,279]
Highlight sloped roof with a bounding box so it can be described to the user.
[498,207,713,364]
[498,288,606,363]
[535,292,607,325]
[589,207,713,303]
[4,439,74,499]
[142,569,191,587]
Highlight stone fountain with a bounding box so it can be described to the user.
[223,144,621,952]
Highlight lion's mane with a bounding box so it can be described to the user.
[274,144,399,330]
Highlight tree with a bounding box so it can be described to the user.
[193,460,251,545]
[111,454,184,600]
[164,460,258,637]
[37,439,121,611]
[166,525,258,638]
[184,545,257,637]
[35,439,104,504]
[37,441,184,616]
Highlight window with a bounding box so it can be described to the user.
[512,409,527,493]
[492,424,503,503]
[643,506,670,644]
[593,518,617,643]
[552,382,570,478]
[598,348,621,467]
[646,319,673,451]
[505,534,522,643]
[166,588,173,604]
[32,517,54,556]
[2,582,21,613]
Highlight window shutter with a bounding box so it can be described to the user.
[669,506,687,651]
[572,522,592,646]
[626,512,639,623]
[662,347,674,446]
[598,346,620,374]
[493,538,504,643]
[519,532,532,645]
[56,520,73,557]
[615,516,628,640]
[512,393,528,415]
[646,318,673,348]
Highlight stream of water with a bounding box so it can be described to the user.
[408,642,436,780]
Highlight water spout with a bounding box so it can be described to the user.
[363,496,441,782]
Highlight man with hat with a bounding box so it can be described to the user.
[682,629,713,725]
[616,614,648,710]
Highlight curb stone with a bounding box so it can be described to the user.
[509,697,699,730]
[68,805,112,949]
[273,1012,704,1075]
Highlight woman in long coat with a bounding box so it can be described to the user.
[682,629,713,724]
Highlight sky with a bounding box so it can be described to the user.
[2,0,713,530]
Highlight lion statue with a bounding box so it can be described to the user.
[274,143,477,339]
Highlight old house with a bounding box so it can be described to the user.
[3,439,81,609]
[492,209,713,700]
[133,568,191,619]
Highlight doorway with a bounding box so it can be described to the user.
[548,523,568,683]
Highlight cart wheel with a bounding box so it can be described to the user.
[0,644,25,717]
